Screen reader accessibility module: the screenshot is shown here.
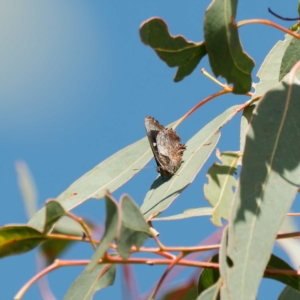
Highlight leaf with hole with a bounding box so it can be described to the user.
[224,73,300,299]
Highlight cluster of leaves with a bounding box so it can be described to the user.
[3,0,300,299]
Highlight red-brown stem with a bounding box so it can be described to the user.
[172,89,230,130]
[287,213,300,216]
[237,19,300,40]
[277,231,300,239]
[150,252,185,299]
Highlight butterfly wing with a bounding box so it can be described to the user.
[144,116,165,168]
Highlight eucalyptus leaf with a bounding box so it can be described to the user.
[140,18,207,82]
[253,31,295,99]
[0,225,45,258]
[64,264,116,300]
[204,0,254,94]
[44,200,66,234]
[86,195,120,272]
[204,150,239,226]
[224,74,300,299]
[152,207,213,221]
[28,136,152,231]
[117,195,150,260]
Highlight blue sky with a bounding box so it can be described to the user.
[1,1,299,299]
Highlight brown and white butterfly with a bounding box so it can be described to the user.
[145,116,186,177]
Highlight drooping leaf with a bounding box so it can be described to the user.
[117,195,150,260]
[204,0,254,94]
[204,150,239,226]
[86,195,120,272]
[140,18,207,82]
[198,254,220,297]
[280,29,300,81]
[196,280,221,300]
[16,161,38,220]
[141,105,240,220]
[252,31,295,99]
[44,200,66,234]
[152,207,213,221]
[0,225,45,258]
[278,286,300,300]
[64,264,116,300]
[28,136,153,231]
[223,73,300,299]
[161,281,198,300]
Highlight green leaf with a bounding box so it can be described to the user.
[240,105,255,155]
[28,136,153,231]
[0,225,45,258]
[279,286,300,300]
[44,200,66,234]
[41,239,73,265]
[86,195,120,272]
[64,264,116,300]
[16,161,38,220]
[152,207,213,221]
[117,195,150,260]
[280,29,300,81]
[198,254,220,296]
[204,0,254,94]
[141,105,240,220]
[204,150,239,226]
[253,32,295,99]
[223,74,300,299]
[265,254,300,292]
[161,281,198,300]
[140,18,207,82]
[196,280,221,300]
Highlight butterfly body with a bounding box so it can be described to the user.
[145,116,186,177]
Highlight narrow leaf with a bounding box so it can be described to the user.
[140,18,207,82]
[204,0,254,94]
[64,264,116,300]
[44,200,66,234]
[141,105,240,220]
[117,195,150,260]
[253,31,294,99]
[86,195,120,272]
[280,29,300,81]
[152,207,213,221]
[28,136,153,231]
[224,73,300,299]
[278,286,300,300]
[204,150,239,226]
[16,161,38,219]
[0,225,45,258]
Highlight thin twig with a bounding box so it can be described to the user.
[150,252,185,299]
[268,7,300,21]
[66,212,97,250]
[237,19,300,40]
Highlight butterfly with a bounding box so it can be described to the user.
[145,116,186,177]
